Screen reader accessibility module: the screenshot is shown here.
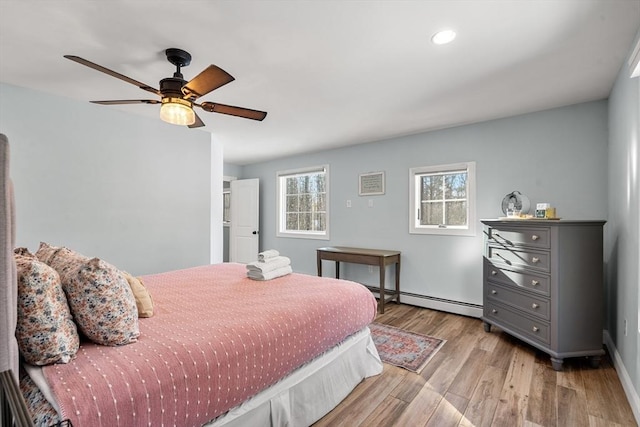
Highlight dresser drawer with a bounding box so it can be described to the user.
[484,301,550,345]
[487,226,550,249]
[487,246,550,272]
[484,262,550,296]
[485,282,550,320]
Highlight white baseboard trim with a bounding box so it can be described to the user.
[398,293,483,318]
[603,330,640,425]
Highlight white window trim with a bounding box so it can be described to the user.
[276,164,330,240]
[409,161,476,236]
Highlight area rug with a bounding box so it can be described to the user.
[369,322,446,374]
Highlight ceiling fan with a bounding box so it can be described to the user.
[64,48,267,128]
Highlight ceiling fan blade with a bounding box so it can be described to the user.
[90,99,161,105]
[64,55,161,96]
[182,65,235,99]
[188,111,205,129]
[198,102,267,121]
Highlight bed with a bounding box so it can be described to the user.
[0,133,383,427]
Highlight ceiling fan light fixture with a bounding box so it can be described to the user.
[160,97,195,126]
[431,29,456,45]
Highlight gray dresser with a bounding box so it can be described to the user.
[481,219,606,370]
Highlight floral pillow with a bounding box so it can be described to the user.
[62,257,140,346]
[20,368,61,426]
[34,241,63,264]
[36,242,140,346]
[14,250,79,365]
[36,242,84,276]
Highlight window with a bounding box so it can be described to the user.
[409,162,476,236]
[277,165,329,239]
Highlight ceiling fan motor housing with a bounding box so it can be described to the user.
[160,77,186,98]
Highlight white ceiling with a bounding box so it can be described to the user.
[1,1,639,165]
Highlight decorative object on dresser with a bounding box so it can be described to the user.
[500,190,531,217]
[481,219,606,371]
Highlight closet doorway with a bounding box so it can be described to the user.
[222,177,234,262]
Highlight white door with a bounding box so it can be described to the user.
[230,178,259,263]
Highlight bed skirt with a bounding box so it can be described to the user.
[206,327,382,427]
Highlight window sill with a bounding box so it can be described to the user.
[277,231,330,240]
[409,226,476,237]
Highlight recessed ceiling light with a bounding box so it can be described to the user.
[431,30,456,45]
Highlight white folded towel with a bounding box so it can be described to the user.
[258,249,280,261]
[247,265,293,281]
[246,256,291,273]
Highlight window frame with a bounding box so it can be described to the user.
[409,161,476,236]
[276,164,330,240]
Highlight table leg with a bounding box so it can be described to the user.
[317,254,322,277]
[335,261,340,279]
[379,260,386,314]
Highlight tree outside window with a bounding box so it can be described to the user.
[410,162,476,236]
[277,165,329,239]
[419,171,467,226]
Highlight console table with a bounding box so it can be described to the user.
[316,246,401,313]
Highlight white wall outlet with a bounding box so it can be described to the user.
[368,199,374,208]
[346,199,351,208]
[624,319,628,336]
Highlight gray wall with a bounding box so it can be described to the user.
[0,83,212,275]
[224,163,243,179]
[607,30,640,412]
[242,100,608,311]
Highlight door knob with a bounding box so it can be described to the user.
[252,231,259,235]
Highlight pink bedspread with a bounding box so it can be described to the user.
[40,263,377,427]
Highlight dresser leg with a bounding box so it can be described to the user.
[588,356,601,368]
[550,357,564,371]
[483,322,491,332]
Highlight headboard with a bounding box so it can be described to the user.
[0,133,19,383]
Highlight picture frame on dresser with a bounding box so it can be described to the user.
[480,218,606,371]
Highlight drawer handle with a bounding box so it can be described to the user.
[532,303,539,309]
[531,235,539,241]
[532,326,539,332]
[491,270,498,276]
[531,280,540,286]
[531,257,540,263]
[491,290,497,295]
[492,309,498,314]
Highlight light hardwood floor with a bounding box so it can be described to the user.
[314,303,638,427]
